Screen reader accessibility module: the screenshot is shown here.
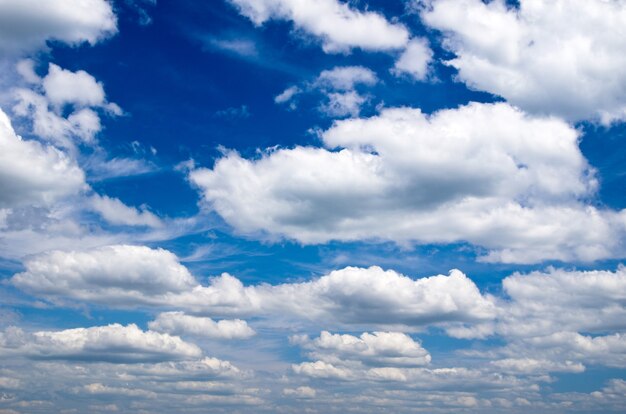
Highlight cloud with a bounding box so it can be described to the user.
[498,267,626,336]
[274,85,301,105]
[292,360,351,379]
[419,0,626,123]
[0,0,117,54]
[292,358,522,389]
[203,36,258,58]
[12,245,626,374]
[123,0,157,26]
[11,245,496,330]
[227,0,409,53]
[42,64,106,108]
[392,38,433,81]
[0,107,86,208]
[276,65,377,117]
[11,245,198,306]
[190,102,625,263]
[314,66,378,91]
[282,386,316,398]
[124,357,245,380]
[13,63,122,148]
[0,324,201,363]
[88,194,163,228]
[148,312,255,340]
[292,331,431,367]
[490,358,585,375]
[319,90,367,118]
[451,267,626,371]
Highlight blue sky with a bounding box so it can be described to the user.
[1,0,626,413]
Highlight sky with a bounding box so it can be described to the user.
[1,0,626,413]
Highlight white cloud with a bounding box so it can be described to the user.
[319,90,367,117]
[292,331,431,367]
[452,266,626,370]
[15,59,40,84]
[11,245,495,329]
[292,360,351,379]
[0,107,86,208]
[525,332,626,368]
[227,0,409,53]
[276,66,377,117]
[148,312,255,340]
[392,38,433,81]
[88,194,163,228]
[0,324,201,363]
[274,85,301,105]
[190,102,625,263]
[13,64,121,148]
[292,359,522,389]
[84,155,158,181]
[42,64,106,108]
[419,0,626,123]
[0,0,117,54]
[11,245,198,307]
[314,66,377,91]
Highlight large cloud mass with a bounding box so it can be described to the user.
[419,0,626,123]
[190,102,626,263]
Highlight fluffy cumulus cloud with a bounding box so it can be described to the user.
[0,324,201,363]
[10,246,496,330]
[227,0,409,53]
[292,331,431,367]
[418,0,626,123]
[499,267,626,336]
[190,102,626,263]
[0,107,86,208]
[42,64,107,108]
[11,245,198,307]
[148,312,256,340]
[13,62,122,148]
[0,0,117,54]
[392,38,433,81]
[449,267,626,371]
